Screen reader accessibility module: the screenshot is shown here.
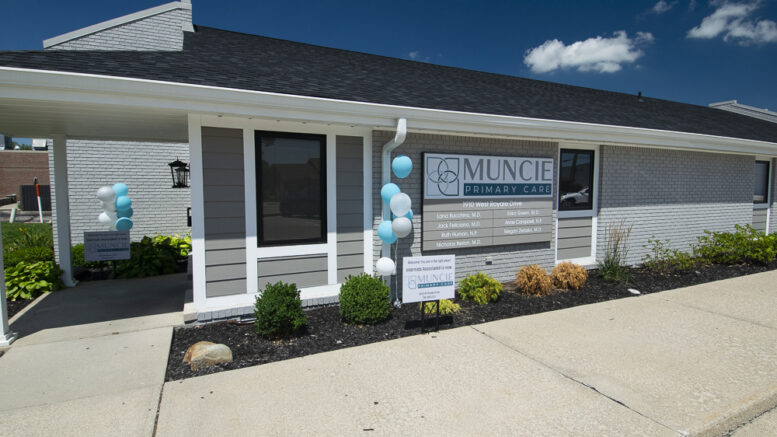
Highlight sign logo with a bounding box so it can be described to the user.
[426,156,460,197]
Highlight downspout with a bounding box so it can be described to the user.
[381,118,407,260]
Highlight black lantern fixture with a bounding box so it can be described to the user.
[168,157,190,188]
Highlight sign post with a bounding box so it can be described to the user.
[402,255,455,332]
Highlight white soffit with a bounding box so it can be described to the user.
[1,66,777,155]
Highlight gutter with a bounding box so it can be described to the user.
[380,118,407,259]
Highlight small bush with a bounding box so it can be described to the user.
[458,272,502,304]
[3,246,53,267]
[70,244,101,269]
[4,261,63,301]
[551,262,587,290]
[254,281,307,338]
[694,225,777,265]
[152,234,191,258]
[515,264,552,296]
[419,299,461,315]
[599,220,633,282]
[642,238,695,273]
[114,236,180,278]
[339,273,392,325]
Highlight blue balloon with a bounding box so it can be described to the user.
[393,209,413,221]
[392,155,413,178]
[115,195,132,212]
[377,220,397,244]
[112,183,129,197]
[117,207,133,219]
[115,217,133,231]
[380,183,400,204]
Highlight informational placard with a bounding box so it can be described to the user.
[402,255,455,303]
[423,152,554,251]
[84,231,131,262]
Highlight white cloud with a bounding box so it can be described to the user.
[523,31,654,74]
[652,0,677,14]
[408,51,420,59]
[688,1,777,44]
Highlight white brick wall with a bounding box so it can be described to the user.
[596,145,754,265]
[372,131,559,293]
[49,140,191,254]
[47,8,191,51]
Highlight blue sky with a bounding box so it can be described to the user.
[1,0,776,109]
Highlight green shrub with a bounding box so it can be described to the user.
[113,236,180,278]
[70,244,101,269]
[152,234,191,259]
[642,238,695,273]
[3,246,53,267]
[419,299,461,315]
[254,281,307,338]
[339,273,392,325]
[4,261,63,301]
[458,272,502,304]
[694,225,777,265]
[599,220,633,282]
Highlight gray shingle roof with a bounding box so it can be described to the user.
[1,25,776,143]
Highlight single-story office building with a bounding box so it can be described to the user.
[0,1,776,322]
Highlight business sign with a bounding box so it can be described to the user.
[84,231,131,261]
[402,255,455,303]
[425,153,553,199]
[422,153,554,251]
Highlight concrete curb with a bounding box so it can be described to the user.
[696,384,777,437]
[8,291,50,325]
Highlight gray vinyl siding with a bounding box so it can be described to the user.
[557,217,593,260]
[336,136,365,282]
[257,255,328,289]
[202,127,247,298]
[373,131,558,294]
[597,146,753,265]
[771,158,777,234]
[753,208,768,232]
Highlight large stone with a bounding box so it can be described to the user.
[183,341,233,371]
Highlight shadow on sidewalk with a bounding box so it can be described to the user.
[10,273,187,339]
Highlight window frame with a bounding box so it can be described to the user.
[754,159,771,206]
[255,130,327,247]
[558,148,596,212]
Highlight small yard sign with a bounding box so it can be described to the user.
[84,231,130,262]
[402,255,455,303]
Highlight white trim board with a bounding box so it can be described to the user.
[3,67,777,156]
[43,2,191,48]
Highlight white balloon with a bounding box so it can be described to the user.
[375,257,395,276]
[389,192,411,217]
[391,217,412,238]
[96,186,116,202]
[98,211,117,227]
[101,200,116,212]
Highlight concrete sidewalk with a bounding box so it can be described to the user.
[157,271,777,437]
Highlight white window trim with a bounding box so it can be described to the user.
[555,143,599,265]
[753,157,772,210]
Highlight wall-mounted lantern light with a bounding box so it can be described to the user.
[168,158,190,188]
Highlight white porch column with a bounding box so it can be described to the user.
[52,135,75,287]
[188,115,206,311]
[0,229,18,346]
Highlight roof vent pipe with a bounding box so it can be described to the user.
[380,118,407,259]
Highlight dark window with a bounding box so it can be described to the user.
[754,160,770,204]
[256,131,326,246]
[559,149,594,211]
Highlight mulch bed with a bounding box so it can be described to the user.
[6,298,34,319]
[166,261,777,381]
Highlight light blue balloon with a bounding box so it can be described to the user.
[115,195,132,212]
[117,207,133,219]
[115,217,133,231]
[380,183,400,204]
[377,220,397,244]
[392,155,413,179]
[112,183,129,197]
[392,209,413,221]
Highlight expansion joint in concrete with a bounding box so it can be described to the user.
[467,325,683,435]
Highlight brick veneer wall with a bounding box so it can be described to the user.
[596,145,754,265]
[0,151,50,197]
[372,131,559,295]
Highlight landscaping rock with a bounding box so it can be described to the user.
[183,341,233,370]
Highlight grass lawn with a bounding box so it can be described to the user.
[1,222,53,248]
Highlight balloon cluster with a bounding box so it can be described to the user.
[375,155,413,276]
[96,183,134,231]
